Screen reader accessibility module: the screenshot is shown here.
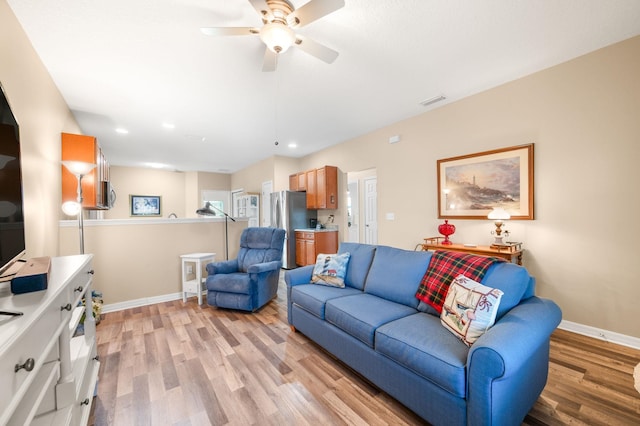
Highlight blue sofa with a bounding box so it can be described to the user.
[285,242,562,426]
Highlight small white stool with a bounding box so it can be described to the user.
[180,253,216,305]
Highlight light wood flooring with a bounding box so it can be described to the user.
[90,281,640,425]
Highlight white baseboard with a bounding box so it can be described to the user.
[101,292,184,314]
[102,296,640,350]
[559,320,640,350]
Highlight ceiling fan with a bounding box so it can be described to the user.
[201,0,345,72]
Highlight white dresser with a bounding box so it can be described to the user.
[0,255,99,425]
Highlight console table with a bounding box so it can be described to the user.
[422,237,523,265]
[0,255,99,425]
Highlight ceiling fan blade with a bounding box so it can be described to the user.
[248,0,274,22]
[294,35,339,64]
[200,27,259,36]
[288,0,344,27]
[262,48,277,72]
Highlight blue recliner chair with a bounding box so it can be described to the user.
[205,227,285,311]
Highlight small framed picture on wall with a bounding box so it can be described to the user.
[130,195,161,217]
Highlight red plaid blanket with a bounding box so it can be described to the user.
[416,250,505,313]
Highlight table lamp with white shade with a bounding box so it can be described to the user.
[488,207,510,245]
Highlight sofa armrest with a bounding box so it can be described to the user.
[466,297,562,426]
[206,259,239,275]
[284,265,314,288]
[247,260,282,274]
[284,265,314,325]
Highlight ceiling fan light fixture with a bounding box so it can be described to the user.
[260,22,295,53]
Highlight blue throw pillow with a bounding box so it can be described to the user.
[311,252,351,288]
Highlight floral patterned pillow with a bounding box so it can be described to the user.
[311,252,351,288]
[440,275,503,346]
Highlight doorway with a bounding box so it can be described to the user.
[345,168,377,244]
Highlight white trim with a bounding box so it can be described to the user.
[101,292,184,313]
[558,320,640,350]
[59,217,249,227]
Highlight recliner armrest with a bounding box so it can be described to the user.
[247,260,282,274]
[206,259,239,275]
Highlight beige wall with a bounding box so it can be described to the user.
[295,37,640,338]
[1,1,81,259]
[59,219,247,305]
[234,37,640,338]
[104,166,231,219]
[231,156,275,194]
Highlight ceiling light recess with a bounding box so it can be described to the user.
[419,95,446,107]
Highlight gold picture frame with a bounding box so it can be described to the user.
[437,144,534,219]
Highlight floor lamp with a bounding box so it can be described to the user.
[62,161,96,254]
[196,202,236,260]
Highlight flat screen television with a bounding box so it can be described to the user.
[0,82,25,277]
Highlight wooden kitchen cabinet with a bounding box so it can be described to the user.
[61,132,110,210]
[306,169,317,209]
[316,165,338,209]
[289,172,307,191]
[297,172,307,191]
[289,173,298,191]
[306,166,338,209]
[295,230,339,266]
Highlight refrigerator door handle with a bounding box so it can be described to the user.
[274,195,281,228]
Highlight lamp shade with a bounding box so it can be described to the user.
[196,202,216,216]
[488,207,510,221]
[62,201,81,216]
[62,161,96,176]
[260,22,295,53]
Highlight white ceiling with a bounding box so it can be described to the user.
[7,0,640,173]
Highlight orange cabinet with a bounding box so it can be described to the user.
[306,169,317,209]
[289,173,298,191]
[61,132,110,210]
[289,172,307,191]
[295,230,338,266]
[297,172,306,191]
[307,166,337,209]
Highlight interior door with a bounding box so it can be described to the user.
[364,177,377,245]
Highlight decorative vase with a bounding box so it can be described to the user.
[438,220,455,245]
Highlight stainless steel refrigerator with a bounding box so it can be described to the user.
[270,190,317,269]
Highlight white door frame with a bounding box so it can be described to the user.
[364,177,378,245]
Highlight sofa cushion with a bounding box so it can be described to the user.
[481,262,532,319]
[440,275,503,346]
[364,246,432,308]
[325,294,417,347]
[375,313,469,398]
[338,242,376,290]
[291,284,362,319]
[311,252,351,288]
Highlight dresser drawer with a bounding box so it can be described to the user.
[0,288,68,419]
